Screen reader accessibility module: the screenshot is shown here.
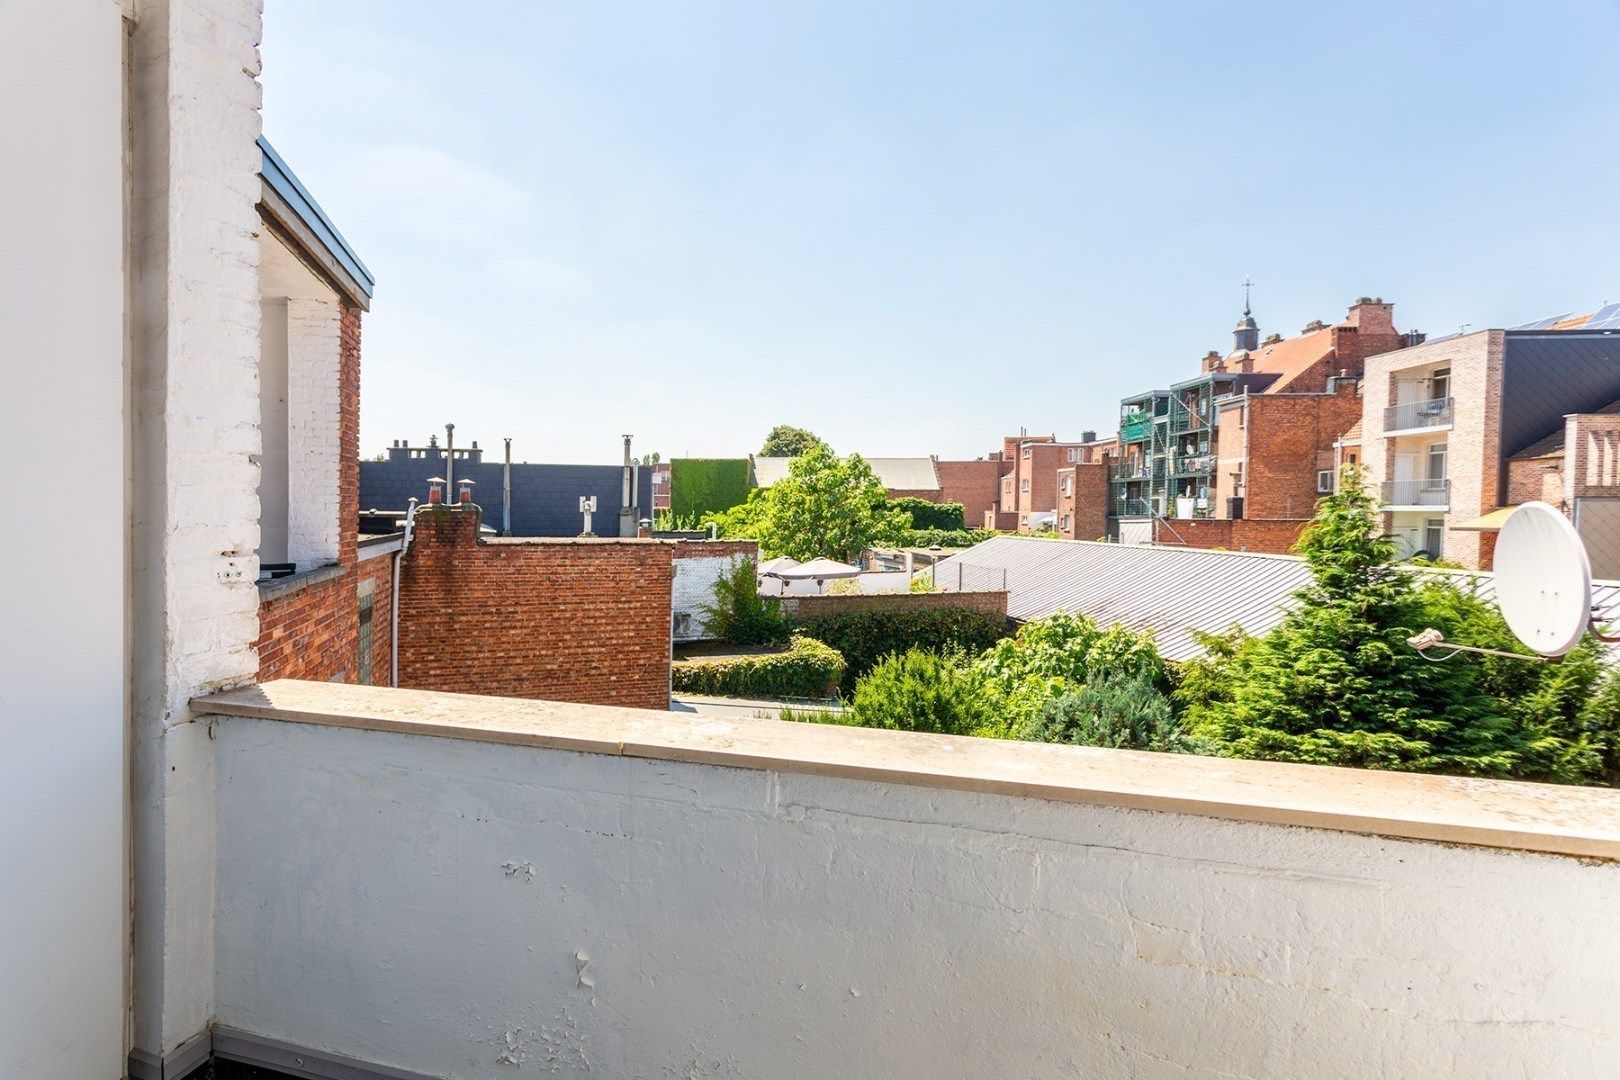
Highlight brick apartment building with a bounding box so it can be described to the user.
[980,431,1115,533]
[1359,310,1620,572]
[1115,296,1408,552]
[252,138,393,685]
[933,456,1006,527]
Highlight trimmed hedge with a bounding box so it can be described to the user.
[889,497,966,532]
[670,457,752,519]
[671,636,846,699]
[905,527,996,548]
[795,607,1010,694]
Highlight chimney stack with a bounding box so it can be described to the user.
[458,478,476,504]
[426,477,446,504]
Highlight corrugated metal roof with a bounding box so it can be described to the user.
[932,535,1620,662]
[752,456,940,492]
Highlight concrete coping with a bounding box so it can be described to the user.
[193,679,1620,861]
[255,562,345,602]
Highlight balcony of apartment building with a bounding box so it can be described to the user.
[1383,368,1453,437]
[147,679,1620,1078]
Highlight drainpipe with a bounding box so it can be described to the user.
[502,437,512,536]
[444,423,456,498]
[391,496,418,688]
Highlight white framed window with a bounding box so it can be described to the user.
[1317,469,1334,493]
[1021,478,1030,492]
[1067,448,1077,462]
[1423,518,1444,557]
[1062,476,1073,496]
[1022,447,1031,459]
[1060,514,1071,531]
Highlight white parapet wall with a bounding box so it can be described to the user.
[206,683,1620,1079]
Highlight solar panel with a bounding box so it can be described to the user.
[1510,313,1572,331]
[1585,303,1620,330]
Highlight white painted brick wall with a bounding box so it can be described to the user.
[128,0,265,1059]
[672,555,745,640]
[286,296,342,569]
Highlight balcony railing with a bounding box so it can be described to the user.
[1119,415,1151,442]
[186,679,1620,1080]
[1382,478,1450,507]
[1172,454,1215,475]
[1114,497,1150,517]
[1384,396,1452,432]
[1111,460,1151,482]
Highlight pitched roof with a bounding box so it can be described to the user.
[1338,419,1363,444]
[929,534,1620,662]
[1239,326,1337,393]
[751,456,941,492]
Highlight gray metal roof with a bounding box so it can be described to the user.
[932,535,1620,662]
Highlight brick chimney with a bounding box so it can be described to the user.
[1202,350,1223,373]
[1345,296,1396,335]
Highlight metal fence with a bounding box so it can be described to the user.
[933,561,1009,593]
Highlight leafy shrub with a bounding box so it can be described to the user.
[1019,672,1194,752]
[670,458,752,519]
[700,559,791,646]
[975,612,1166,733]
[847,648,996,735]
[796,607,1010,694]
[825,577,862,596]
[889,497,966,532]
[672,636,846,699]
[908,572,938,593]
[905,528,996,548]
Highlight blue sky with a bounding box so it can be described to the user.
[262,0,1620,463]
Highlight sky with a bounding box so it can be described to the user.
[261,0,1620,464]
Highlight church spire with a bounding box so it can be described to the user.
[1233,276,1259,353]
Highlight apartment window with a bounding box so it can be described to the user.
[1431,367,1450,401]
[1317,470,1334,494]
[1423,518,1444,558]
[1062,476,1073,497]
[1022,447,1031,459]
[1021,478,1030,492]
[1427,442,1448,482]
[357,585,375,686]
[1067,448,1077,463]
[1060,515,1071,531]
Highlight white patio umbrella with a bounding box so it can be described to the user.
[775,557,861,580]
[756,556,801,577]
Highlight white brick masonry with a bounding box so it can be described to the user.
[672,554,746,640]
[286,296,342,569]
[128,0,265,1060]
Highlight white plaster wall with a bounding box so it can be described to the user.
[215,719,1620,1079]
[128,0,265,1059]
[671,554,743,640]
[259,298,290,564]
[0,4,128,1076]
[285,294,342,570]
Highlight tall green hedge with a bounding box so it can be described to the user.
[672,636,846,699]
[888,497,966,531]
[670,458,752,519]
[795,607,1009,695]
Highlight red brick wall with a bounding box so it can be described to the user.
[397,507,673,710]
[885,487,940,502]
[671,539,759,560]
[782,590,1008,622]
[1153,517,1307,554]
[1241,389,1360,520]
[934,459,1002,527]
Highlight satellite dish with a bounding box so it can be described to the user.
[1493,502,1592,657]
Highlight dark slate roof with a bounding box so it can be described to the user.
[360,456,654,537]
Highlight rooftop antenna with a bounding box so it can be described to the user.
[1408,502,1617,663]
[1458,323,1471,335]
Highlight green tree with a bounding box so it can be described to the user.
[1180,476,1524,776]
[761,445,909,562]
[758,424,827,458]
[699,558,791,646]
[847,649,996,736]
[1020,672,1194,753]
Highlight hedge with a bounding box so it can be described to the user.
[905,527,996,549]
[889,497,965,532]
[671,636,846,699]
[794,607,1010,694]
[670,457,752,519]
